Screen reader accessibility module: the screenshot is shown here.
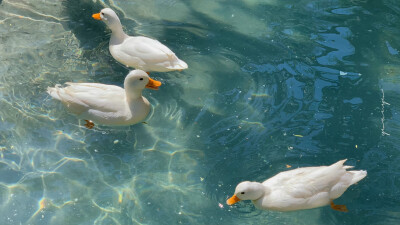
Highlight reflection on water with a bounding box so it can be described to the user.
[0,0,400,224]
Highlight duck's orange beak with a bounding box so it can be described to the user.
[226,194,241,205]
[146,78,162,90]
[92,13,101,20]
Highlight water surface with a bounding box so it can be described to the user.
[0,0,399,224]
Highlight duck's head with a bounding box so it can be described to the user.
[124,70,162,93]
[226,181,265,205]
[92,8,121,29]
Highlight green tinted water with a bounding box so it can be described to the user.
[0,0,399,224]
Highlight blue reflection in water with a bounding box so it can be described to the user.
[0,0,399,224]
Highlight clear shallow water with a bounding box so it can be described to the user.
[0,0,399,224]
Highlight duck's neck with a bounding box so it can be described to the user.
[251,182,270,201]
[109,23,127,44]
[125,89,144,103]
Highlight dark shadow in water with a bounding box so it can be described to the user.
[180,2,384,222]
[60,0,290,81]
[60,0,294,131]
[61,0,106,49]
[61,0,135,82]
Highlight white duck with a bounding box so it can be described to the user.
[47,70,161,128]
[227,159,367,212]
[92,8,188,72]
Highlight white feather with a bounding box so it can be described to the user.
[47,70,155,126]
[97,8,188,72]
[229,159,367,212]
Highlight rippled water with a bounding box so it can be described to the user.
[0,0,400,224]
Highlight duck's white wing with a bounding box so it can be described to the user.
[48,83,126,115]
[121,36,186,69]
[264,160,348,199]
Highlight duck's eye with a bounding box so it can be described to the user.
[101,12,104,16]
[139,78,143,81]
[241,192,245,195]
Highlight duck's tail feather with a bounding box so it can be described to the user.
[329,166,367,199]
[348,170,367,185]
[335,159,348,166]
[335,159,367,184]
[168,58,188,70]
[177,59,188,69]
[334,159,354,169]
[343,165,354,169]
[47,85,62,101]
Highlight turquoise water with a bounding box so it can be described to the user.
[0,0,400,224]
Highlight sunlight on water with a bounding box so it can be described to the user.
[0,0,400,224]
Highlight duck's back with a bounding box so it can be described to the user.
[258,166,336,211]
[263,165,342,195]
[110,36,188,72]
[48,83,126,116]
[257,160,366,211]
